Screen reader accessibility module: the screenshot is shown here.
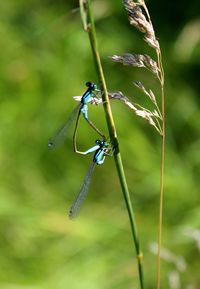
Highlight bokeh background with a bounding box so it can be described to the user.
[0,0,200,288]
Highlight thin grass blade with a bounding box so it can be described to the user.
[79,0,88,31]
[48,104,81,149]
[69,161,96,218]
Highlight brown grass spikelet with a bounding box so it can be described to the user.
[111,53,159,77]
[123,0,159,50]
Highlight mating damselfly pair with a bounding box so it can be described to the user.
[48,82,113,218]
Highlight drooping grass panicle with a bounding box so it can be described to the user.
[109,90,162,134]
[111,53,160,79]
[110,1,164,135]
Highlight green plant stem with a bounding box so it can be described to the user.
[156,49,165,289]
[85,1,144,288]
[156,88,165,289]
[141,2,165,286]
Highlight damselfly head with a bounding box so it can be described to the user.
[95,139,107,147]
[86,81,97,90]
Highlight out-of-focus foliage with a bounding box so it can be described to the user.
[0,0,200,288]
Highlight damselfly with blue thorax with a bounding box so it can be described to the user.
[48,82,105,153]
[69,139,112,218]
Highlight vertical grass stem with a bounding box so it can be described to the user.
[83,1,144,288]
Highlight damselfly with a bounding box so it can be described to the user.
[69,139,112,218]
[48,82,105,153]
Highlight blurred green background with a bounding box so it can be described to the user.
[0,0,200,288]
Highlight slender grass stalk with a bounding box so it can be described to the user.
[80,0,144,288]
[156,50,165,289]
[143,1,165,285]
[141,2,165,286]
[119,2,165,287]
